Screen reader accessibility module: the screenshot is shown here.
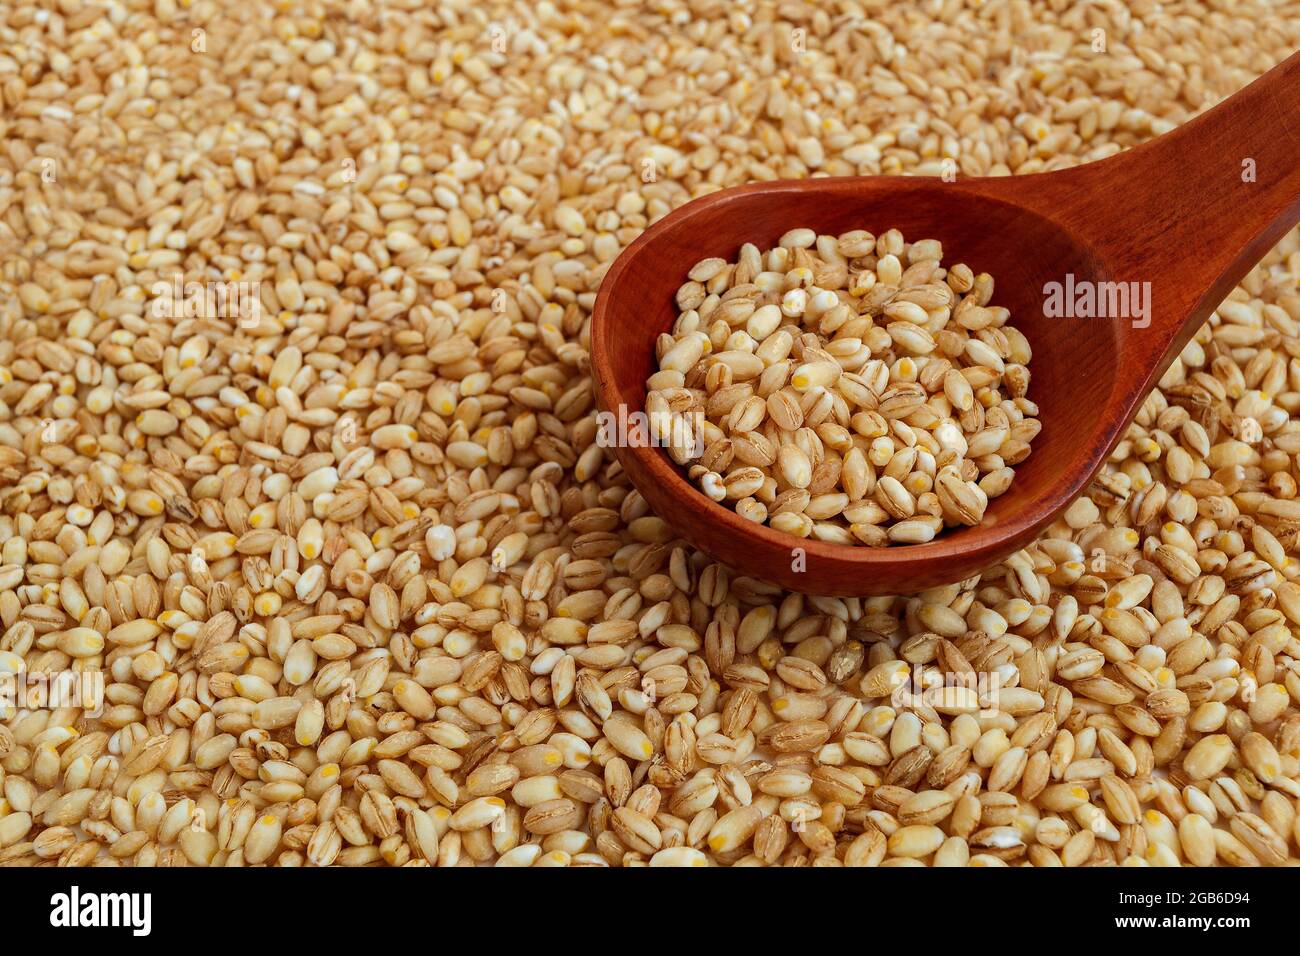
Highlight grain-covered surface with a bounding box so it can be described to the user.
[1,0,1300,867]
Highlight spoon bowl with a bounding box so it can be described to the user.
[592,52,1300,595]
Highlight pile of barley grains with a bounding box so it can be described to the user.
[1,0,1300,867]
[649,227,1037,546]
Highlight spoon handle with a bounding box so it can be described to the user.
[1087,46,1300,308]
[980,49,1300,386]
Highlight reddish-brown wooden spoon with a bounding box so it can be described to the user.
[591,50,1300,597]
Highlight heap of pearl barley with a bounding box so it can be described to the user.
[646,227,1040,546]
[4,0,1299,872]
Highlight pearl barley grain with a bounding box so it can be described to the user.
[648,232,1038,544]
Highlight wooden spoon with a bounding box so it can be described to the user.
[591,50,1300,596]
